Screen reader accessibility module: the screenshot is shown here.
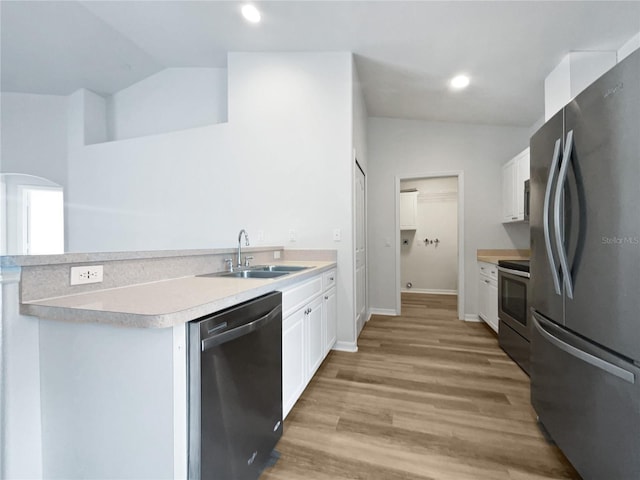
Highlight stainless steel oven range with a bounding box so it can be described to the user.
[498,259,530,374]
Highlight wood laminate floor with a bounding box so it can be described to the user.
[262,293,580,480]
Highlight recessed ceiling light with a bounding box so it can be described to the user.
[450,74,470,90]
[241,4,261,23]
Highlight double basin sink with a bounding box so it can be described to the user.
[200,265,311,280]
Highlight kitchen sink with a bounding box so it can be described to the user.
[198,264,311,279]
[253,265,312,272]
[218,270,289,279]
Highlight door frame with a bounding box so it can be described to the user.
[395,171,464,320]
[354,157,368,336]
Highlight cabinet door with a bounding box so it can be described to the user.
[282,309,305,418]
[306,296,324,380]
[502,160,516,222]
[399,192,418,230]
[323,287,337,354]
[516,149,530,217]
[478,275,489,321]
[488,280,499,333]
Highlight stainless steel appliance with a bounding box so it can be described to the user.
[530,49,639,479]
[523,179,530,222]
[188,292,283,480]
[498,260,530,374]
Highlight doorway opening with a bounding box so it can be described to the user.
[1,174,65,255]
[395,172,464,320]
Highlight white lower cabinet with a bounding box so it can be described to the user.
[281,269,337,418]
[323,286,337,355]
[282,307,306,417]
[306,295,324,380]
[478,262,499,333]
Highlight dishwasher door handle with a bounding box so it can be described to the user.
[201,304,282,351]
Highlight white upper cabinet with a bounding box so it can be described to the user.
[502,148,530,223]
[399,191,418,230]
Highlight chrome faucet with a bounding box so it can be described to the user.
[237,229,250,267]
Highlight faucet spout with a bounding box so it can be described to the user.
[237,229,250,267]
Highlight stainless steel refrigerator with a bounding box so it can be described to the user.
[530,49,639,479]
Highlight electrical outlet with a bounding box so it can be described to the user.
[289,229,297,242]
[333,229,341,241]
[70,265,104,285]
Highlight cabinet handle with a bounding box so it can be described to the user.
[484,280,490,284]
[329,276,334,281]
[308,307,312,314]
[512,216,518,220]
[324,295,329,300]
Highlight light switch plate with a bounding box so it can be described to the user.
[70,265,103,285]
[333,229,341,241]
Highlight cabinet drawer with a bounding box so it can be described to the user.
[478,262,498,280]
[480,276,497,288]
[282,275,322,318]
[323,269,336,291]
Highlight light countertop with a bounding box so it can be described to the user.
[21,261,336,329]
[477,249,530,265]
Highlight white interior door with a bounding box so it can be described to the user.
[355,163,367,336]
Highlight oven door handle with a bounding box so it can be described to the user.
[498,266,530,279]
[201,305,281,351]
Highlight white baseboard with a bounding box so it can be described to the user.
[401,288,457,295]
[368,308,398,316]
[333,341,358,352]
[464,314,482,322]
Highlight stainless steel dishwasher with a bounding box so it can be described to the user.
[188,291,283,480]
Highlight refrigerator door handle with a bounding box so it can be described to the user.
[533,313,635,384]
[544,137,563,295]
[554,130,574,299]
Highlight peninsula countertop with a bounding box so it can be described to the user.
[21,261,336,329]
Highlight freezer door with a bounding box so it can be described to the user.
[531,312,640,480]
[529,110,564,323]
[563,49,640,362]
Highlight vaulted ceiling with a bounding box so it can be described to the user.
[2,1,639,127]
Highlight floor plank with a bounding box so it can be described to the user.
[262,293,580,480]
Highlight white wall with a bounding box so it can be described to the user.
[67,52,358,348]
[107,68,228,141]
[400,177,458,294]
[218,52,356,348]
[0,93,68,187]
[39,320,174,479]
[1,272,43,480]
[367,117,530,317]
